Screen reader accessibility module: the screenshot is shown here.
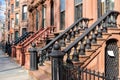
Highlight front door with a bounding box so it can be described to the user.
[105,39,119,79]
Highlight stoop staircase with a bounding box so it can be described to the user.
[12,26,55,68]
[29,17,90,79]
[29,10,120,80]
[12,31,34,46]
[11,31,33,57]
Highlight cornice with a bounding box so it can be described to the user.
[28,0,46,12]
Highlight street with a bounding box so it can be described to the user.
[0,49,32,80]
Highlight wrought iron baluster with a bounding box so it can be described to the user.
[75,23,79,35]
[39,50,45,66]
[66,32,71,43]
[84,19,89,30]
[66,50,73,65]
[102,21,107,32]
[79,40,85,55]
[59,35,66,47]
[79,21,83,30]
[97,24,102,38]
[72,44,79,61]
[91,29,97,44]
[71,28,75,38]
[85,34,91,49]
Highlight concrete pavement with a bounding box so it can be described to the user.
[0,49,32,80]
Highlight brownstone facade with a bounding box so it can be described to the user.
[6,0,120,79]
[5,0,29,42]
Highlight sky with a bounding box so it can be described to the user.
[0,0,6,23]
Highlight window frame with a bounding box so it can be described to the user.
[42,5,46,28]
[74,0,83,21]
[60,0,65,30]
[11,4,14,13]
[15,0,19,7]
[15,13,19,25]
[36,10,39,30]
[22,5,27,20]
[15,31,19,40]
[11,18,14,28]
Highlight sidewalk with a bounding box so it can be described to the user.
[0,49,32,80]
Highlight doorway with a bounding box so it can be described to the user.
[105,39,119,79]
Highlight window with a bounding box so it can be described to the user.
[15,31,19,40]
[15,0,19,7]
[11,19,14,28]
[60,0,65,30]
[107,0,114,11]
[8,10,10,18]
[22,5,27,20]
[42,6,46,28]
[75,0,83,21]
[8,0,10,6]
[15,13,19,25]
[8,21,10,30]
[36,10,39,30]
[11,33,14,41]
[51,1,54,26]
[22,28,27,35]
[100,0,114,16]
[11,4,14,13]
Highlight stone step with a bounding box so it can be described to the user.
[29,70,51,80]
[38,66,51,77]
[107,27,120,33]
[44,61,51,68]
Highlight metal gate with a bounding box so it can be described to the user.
[105,39,119,79]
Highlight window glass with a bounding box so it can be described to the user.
[11,4,14,13]
[75,0,83,21]
[75,0,82,5]
[16,13,19,25]
[42,6,46,28]
[36,11,39,30]
[60,0,65,11]
[60,0,65,30]
[22,5,27,20]
[11,19,14,28]
[23,6,27,13]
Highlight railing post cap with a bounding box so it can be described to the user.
[54,43,61,50]
[31,43,36,48]
[28,43,37,52]
[49,43,64,58]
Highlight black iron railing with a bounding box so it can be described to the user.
[38,18,90,65]
[49,43,120,80]
[13,31,33,45]
[63,10,119,62]
[62,65,120,80]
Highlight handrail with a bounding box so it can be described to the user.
[40,18,89,51]
[20,28,44,46]
[23,26,55,48]
[63,10,119,53]
[13,32,33,45]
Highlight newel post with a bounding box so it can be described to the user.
[49,43,64,80]
[29,43,38,70]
